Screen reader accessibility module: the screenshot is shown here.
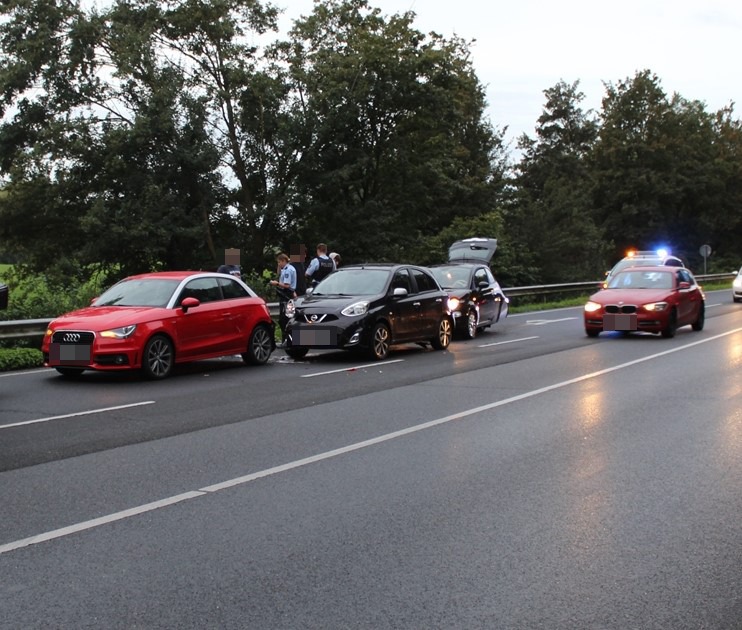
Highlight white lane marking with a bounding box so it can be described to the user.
[707,303,722,308]
[2,326,741,556]
[526,317,578,325]
[0,401,156,430]
[0,492,205,555]
[478,336,539,348]
[300,359,405,378]
[0,368,50,378]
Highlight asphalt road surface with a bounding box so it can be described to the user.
[1,290,740,629]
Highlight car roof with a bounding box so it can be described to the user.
[123,271,218,280]
[340,263,427,270]
[448,238,497,263]
[430,262,479,269]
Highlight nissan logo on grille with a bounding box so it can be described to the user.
[63,333,81,343]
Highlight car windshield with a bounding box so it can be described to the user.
[312,268,390,296]
[93,278,181,307]
[430,266,470,289]
[608,270,673,290]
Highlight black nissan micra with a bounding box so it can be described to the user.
[284,263,452,360]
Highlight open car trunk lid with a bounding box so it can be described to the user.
[447,238,497,263]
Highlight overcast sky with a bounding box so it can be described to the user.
[276,0,742,149]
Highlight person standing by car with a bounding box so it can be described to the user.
[329,252,341,268]
[290,244,308,296]
[270,253,297,345]
[217,248,242,278]
[305,243,335,287]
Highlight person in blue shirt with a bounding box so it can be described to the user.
[270,253,297,345]
[305,242,336,287]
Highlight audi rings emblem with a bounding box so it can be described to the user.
[63,332,81,343]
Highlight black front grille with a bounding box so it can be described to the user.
[301,313,338,323]
[605,305,637,314]
[52,330,95,344]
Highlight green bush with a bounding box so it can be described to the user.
[0,347,44,371]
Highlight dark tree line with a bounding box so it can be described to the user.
[1,0,741,289]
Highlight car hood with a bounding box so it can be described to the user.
[50,306,170,330]
[589,288,672,304]
[296,294,379,312]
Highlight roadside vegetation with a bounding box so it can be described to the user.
[1,0,741,292]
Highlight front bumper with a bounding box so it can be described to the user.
[584,312,667,333]
[42,336,141,371]
[286,318,370,350]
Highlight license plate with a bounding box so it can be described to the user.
[49,343,91,364]
[293,327,337,346]
[603,313,637,331]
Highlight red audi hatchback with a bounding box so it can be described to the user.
[42,271,275,379]
[584,266,705,338]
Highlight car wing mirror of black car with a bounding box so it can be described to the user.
[478,281,489,289]
[392,287,408,297]
[180,296,200,312]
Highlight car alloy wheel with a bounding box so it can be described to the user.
[243,324,273,365]
[370,322,390,360]
[432,317,452,350]
[465,310,478,339]
[142,334,174,379]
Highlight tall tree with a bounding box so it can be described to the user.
[590,69,742,268]
[278,0,506,262]
[511,80,605,283]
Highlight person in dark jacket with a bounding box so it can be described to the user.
[290,244,308,296]
[305,243,336,287]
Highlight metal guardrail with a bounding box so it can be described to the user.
[0,273,735,341]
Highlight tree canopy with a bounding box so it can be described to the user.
[1,1,741,289]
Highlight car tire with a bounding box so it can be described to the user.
[464,310,478,339]
[369,322,391,360]
[141,334,174,379]
[55,367,85,377]
[431,317,452,350]
[585,328,600,338]
[661,309,678,338]
[691,304,705,331]
[286,346,309,360]
[242,324,273,365]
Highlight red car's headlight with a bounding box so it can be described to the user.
[642,302,668,312]
[99,325,137,339]
[584,301,602,313]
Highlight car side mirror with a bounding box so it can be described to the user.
[477,281,489,289]
[181,296,200,312]
[678,281,691,290]
[305,286,314,295]
[392,287,408,297]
